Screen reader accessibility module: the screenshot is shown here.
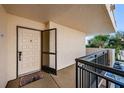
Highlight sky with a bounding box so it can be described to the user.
[114,4,124,31]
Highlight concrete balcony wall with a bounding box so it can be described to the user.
[86,48,115,67]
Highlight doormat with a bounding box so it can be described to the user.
[19,71,43,87]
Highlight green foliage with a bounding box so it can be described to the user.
[87,35,110,48]
[86,31,124,60]
[107,32,124,60]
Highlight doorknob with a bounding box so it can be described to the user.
[18,51,22,61]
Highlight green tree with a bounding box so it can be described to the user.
[107,32,124,60]
[87,35,110,48]
[86,31,124,60]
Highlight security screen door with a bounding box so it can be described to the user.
[42,28,57,75]
[17,26,41,76]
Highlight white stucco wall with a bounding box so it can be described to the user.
[49,21,86,70]
[3,14,86,83]
[0,5,116,88]
[7,14,45,81]
[0,5,8,87]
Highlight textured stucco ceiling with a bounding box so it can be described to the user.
[3,4,115,36]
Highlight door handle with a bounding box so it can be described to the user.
[18,51,22,61]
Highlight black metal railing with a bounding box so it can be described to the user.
[75,50,124,88]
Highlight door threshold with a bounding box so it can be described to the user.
[18,69,41,77]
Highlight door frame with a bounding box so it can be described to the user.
[16,26,57,78]
[16,26,42,78]
[41,28,57,75]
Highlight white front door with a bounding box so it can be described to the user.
[18,28,41,76]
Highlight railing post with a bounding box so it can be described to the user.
[103,52,105,65]
[79,67,81,88]
[82,65,84,88]
[95,55,97,63]
[96,76,98,88]
[95,55,97,72]
[88,71,90,88]
[107,50,109,66]
[106,80,109,88]
[75,50,124,88]
[75,59,78,88]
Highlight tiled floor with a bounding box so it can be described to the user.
[6,72,59,88]
[6,64,75,88]
[51,64,75,88]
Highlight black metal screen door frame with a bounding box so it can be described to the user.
[41,28,57,75]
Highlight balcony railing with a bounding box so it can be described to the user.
[75,50,124,88]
